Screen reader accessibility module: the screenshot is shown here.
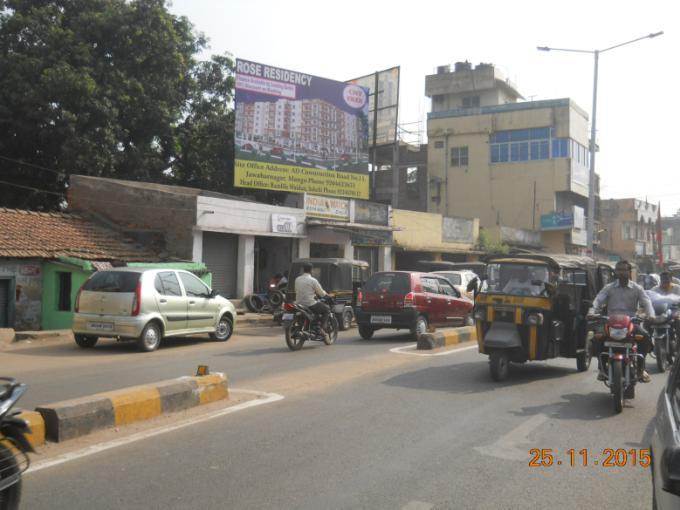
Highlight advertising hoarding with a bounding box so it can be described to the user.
[304,194,350,221]
[234,59,370,199]
[348,67,400,146]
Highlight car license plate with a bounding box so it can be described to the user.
[370,315,392,325]
[604,342,633,348]
[282,313,295,321]
[88,322,113,331]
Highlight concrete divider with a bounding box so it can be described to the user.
[17,410,46,448]
[417,326,477,350]
[35,373,229,442]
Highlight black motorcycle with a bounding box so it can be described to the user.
[281,295,339,351]
[649,302,680,373]
[0,378,33,510]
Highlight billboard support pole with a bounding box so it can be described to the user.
[391,67,401,209]
[371,72,379,200]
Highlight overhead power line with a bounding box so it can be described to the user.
[0,155,65,176]
[0,179,64,196]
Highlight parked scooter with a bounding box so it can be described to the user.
[0,377,33,509]
[281,295,339,351]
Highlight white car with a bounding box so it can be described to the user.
[72,268,236,352]
[432,270,478,301]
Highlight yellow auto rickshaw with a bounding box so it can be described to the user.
[471,254,608,381]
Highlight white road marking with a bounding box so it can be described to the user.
[390,343,478,357]
[26,389,284,474]
[474,414,548,461]
[401,501,434,510]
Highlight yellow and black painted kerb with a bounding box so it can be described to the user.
[35,374,229,443]
[417,326,478,350]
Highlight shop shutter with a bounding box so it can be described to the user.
[0,280,8,327]
[202,232,238,298]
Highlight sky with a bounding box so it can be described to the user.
[169,0,678,214]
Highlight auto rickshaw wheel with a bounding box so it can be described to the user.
[576,333,593,372]
[489,351,510,382]
[337,309,353,331]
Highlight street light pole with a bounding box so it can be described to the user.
[537,31,663,255]
[587,50,599,253]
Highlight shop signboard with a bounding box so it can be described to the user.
[304,194,350,221]
[271,214,298,234]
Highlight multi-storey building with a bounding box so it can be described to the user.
[236,98,362,157]
[425,61,596,254]
[661,214,680,263]
[600,198,658,266]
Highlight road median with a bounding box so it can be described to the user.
[34,373,229,442]
[417,326,477,350]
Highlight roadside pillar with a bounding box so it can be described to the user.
[237,235,255,297]
[379,246,393,271]
[343,238,354,260]
[192,230,203,263]
[298,238,311,258]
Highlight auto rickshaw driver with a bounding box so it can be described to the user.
[503,266,544,296]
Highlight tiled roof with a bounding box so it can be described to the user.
[0,208,159,261]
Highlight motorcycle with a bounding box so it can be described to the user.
[281,295,339,351]
[0,378,33,510]
[646,292,680,373]
[589,314,645,414]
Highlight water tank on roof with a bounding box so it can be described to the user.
[437,65,450,74]
[454,61,472,72]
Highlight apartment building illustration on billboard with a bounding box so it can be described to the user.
[235,97,366,167]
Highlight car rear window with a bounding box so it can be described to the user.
[364,273,411,293]
[83,271,140,293]
[438,273,461,285]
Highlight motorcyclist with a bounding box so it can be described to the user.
[651,271,680,296]
[588,259,655,383]
[294,262,330,341]
[650,271,680,352]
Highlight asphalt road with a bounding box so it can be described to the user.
[6,326,665,509]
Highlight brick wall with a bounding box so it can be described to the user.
[68,175,198,260]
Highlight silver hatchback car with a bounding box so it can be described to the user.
[72,268,236,352]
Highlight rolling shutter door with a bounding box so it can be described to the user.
[202,232,238,298]
[0,280,8,327]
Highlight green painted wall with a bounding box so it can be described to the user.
[41,261,91,330]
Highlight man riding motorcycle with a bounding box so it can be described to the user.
[588,259,655,383]
[294,262,330,342]
[652,271,680,296]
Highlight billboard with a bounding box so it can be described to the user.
[234,59,370,199]
[348,66,400,146]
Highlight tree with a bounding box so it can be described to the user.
[0,0,236,210]
[477,229,509,255]
[170,54,235,192]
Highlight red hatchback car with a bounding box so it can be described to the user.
[355,271,473,340]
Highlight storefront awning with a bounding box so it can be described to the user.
[306,219,395,232]
[393,240,482,255]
